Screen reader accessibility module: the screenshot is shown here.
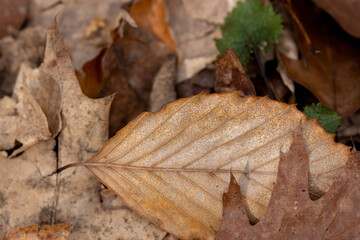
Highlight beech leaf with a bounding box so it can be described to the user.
[59,92,350,239]
[216,128,360,239]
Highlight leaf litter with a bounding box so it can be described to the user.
[1,0,360,239]
[0,20,169,239]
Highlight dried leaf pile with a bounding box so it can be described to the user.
[0,0,360,239]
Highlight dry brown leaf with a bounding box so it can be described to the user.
[130,0,176,50]
[3,223,72,240]
[215,47,256,96]
[312,0,360,38]
[0,64,61,155]
[42,20,168,239]
[100,21,174,136]
[59,92,350,239]
[280,0,360,116]
[75,49,106,98]
[215,128,360,239]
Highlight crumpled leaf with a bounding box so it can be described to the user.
[215,128,360,239]
[280,0,360,116]
[3,223,72,240]
[215,47,256,96]
[0,64,61,155]
[312,0,360,38]
[215,0,283,65]
[70,92,349,239]
[303,103,341,134]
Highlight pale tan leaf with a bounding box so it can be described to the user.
[83,93,349,239]
[0,64,61,155]
[41,20,167,239]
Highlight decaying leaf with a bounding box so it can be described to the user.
[0,64,61,155]
[41,20,168,239]
[100,21,174,136]
[280,0,360,116]
[215,128,360,239]
[3,223,72,240]
[58,92,349,239]
[215,47,256,96]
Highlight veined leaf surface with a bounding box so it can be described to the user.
[85,93,349,239]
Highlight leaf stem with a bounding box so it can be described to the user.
[48,162,277,176]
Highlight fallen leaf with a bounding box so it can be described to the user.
[280,0,360,116]
[75,49,106,98]
[215,47,256,96]
[100,21,173,135]
[67,92,349,239]
[0,64,61,155]
[3,223,72,240]
[215,128,360,239]
[150,55,177,112]
[312,0,360,38]
[0,0,29,38]
[130,0,176,50]
[41,20,168,239]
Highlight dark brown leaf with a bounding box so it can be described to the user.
[100,22,173,136]
[280,1,360,116]
[313,0,360,38]
[215,47,256,97]
[216,127,360,239]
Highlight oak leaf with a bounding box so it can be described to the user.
[215,128,360,239]
[60,92,349,239]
